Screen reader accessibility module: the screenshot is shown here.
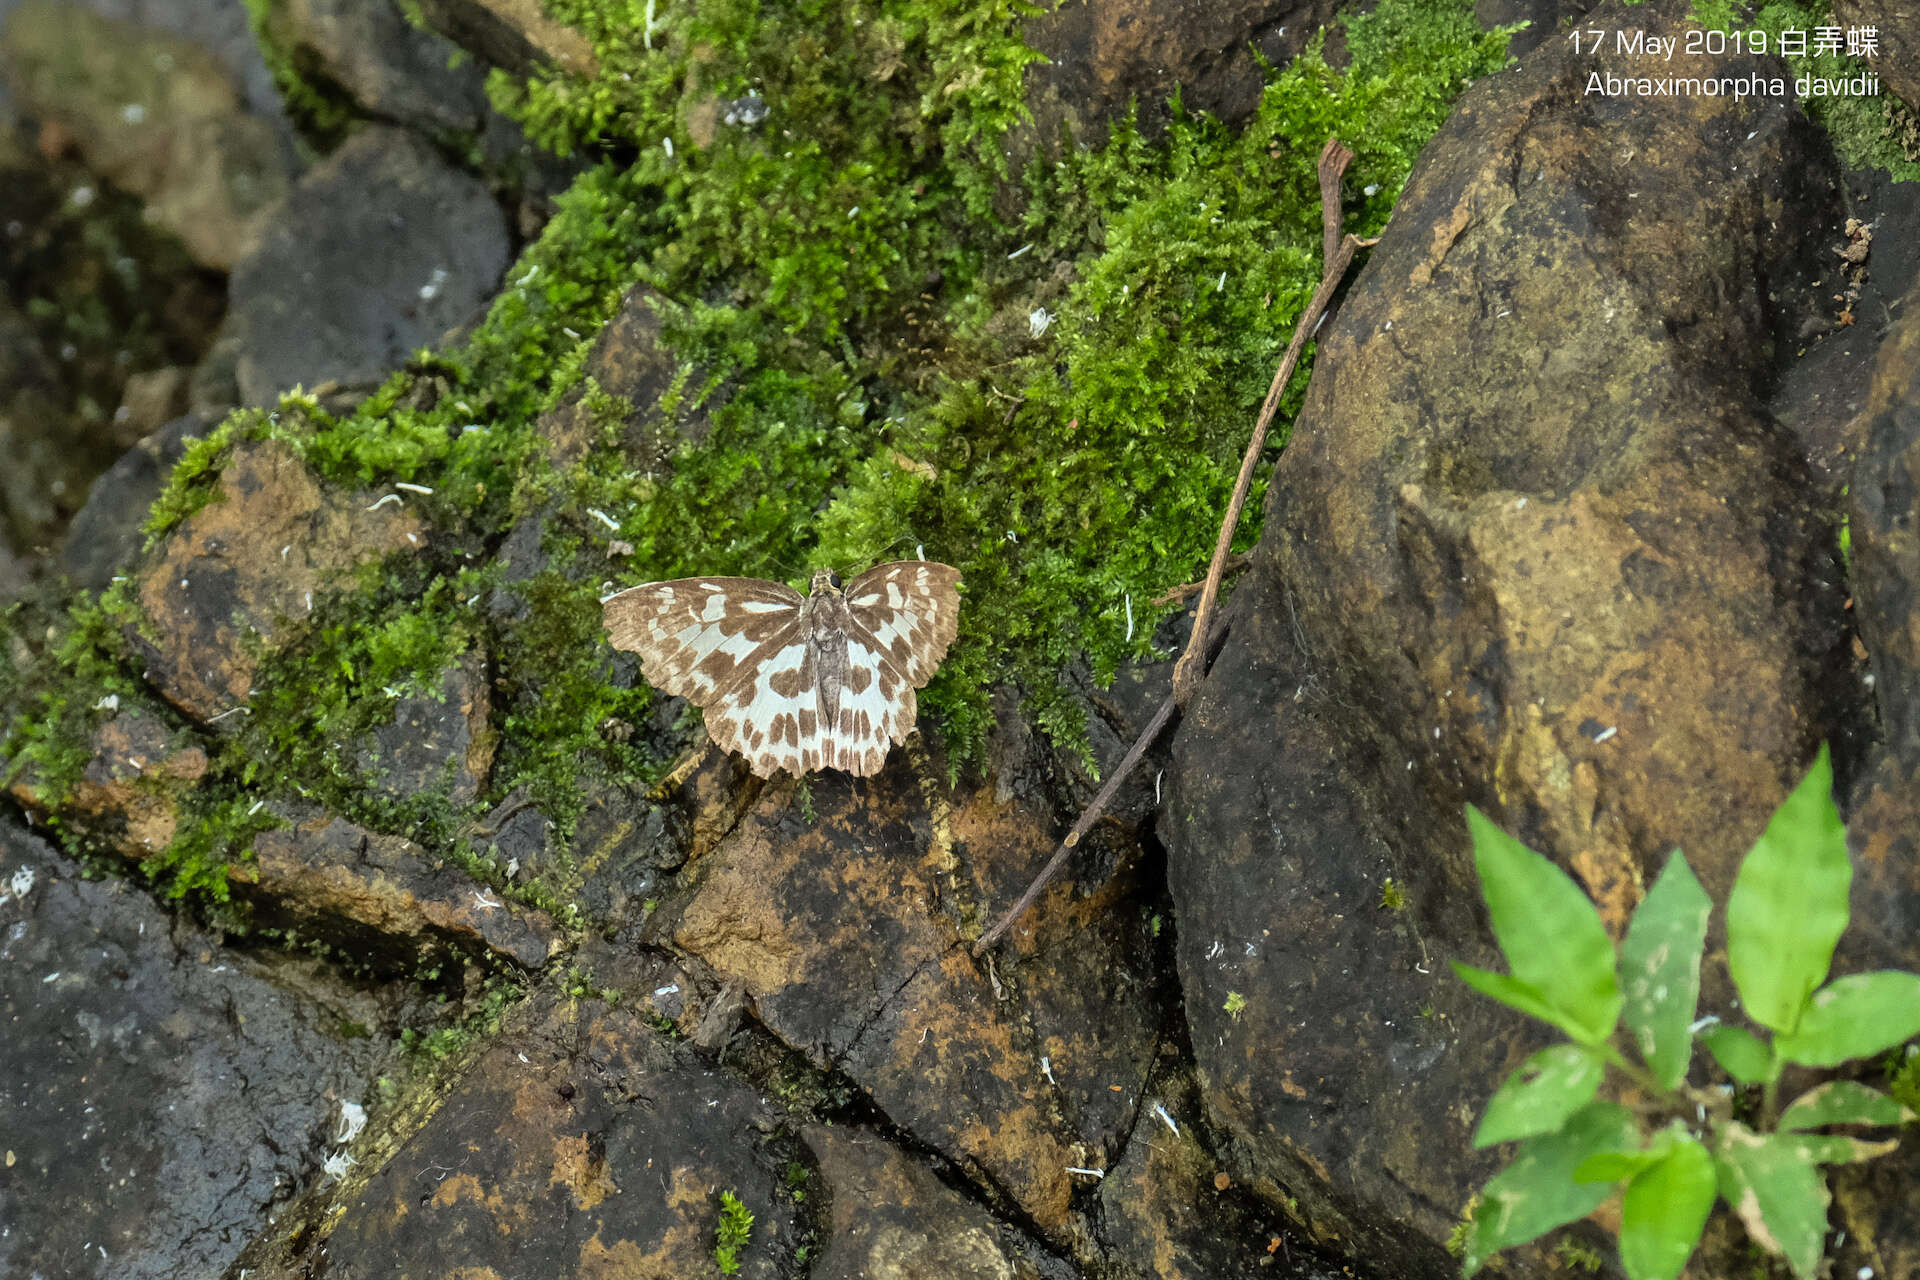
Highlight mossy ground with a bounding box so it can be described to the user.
[3,0,1517,908]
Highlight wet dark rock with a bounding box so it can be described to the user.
[226,125,508,406]
[667,762,1084,1237]
[231,987,795,1279]
[235,804,561,972]
[0,812,389,1280]
[1840,275,1920,983]
[570,781,684,924]
[7,704,208,858]
[61,410,214,591]
[133,438,425,723]
[803,1124,1041,1280]
[1850,279,1920,772]
[353,648,495,806]
[1017,0,1334,152]
[267,0,489,134]
[409,0,599,78]
[1167,0,1860,1271]
[0,0,292,270]
[1097,1074,1309,1280]
[1261,0,1848,921]
[957,775,1173,1161]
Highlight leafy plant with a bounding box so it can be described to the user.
[714,1189,754,1275]
[1456,745,1920,1279]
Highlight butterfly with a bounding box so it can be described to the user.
[602,561,962,777]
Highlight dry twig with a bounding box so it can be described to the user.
[973,138,1375,956]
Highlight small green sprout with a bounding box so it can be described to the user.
[714,1189,753,1275]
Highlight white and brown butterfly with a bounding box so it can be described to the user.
[602,561,962,777]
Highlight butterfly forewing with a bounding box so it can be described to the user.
[602,576,806,706]
[603,562,962,778]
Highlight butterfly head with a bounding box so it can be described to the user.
[808,568,844,596]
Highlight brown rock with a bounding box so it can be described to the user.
[1167,0,1856,1271]
[133,438,425,723]
[537,283,720,471]
[1263,0,1847,919]
[8,706,207,858]
[1099,1086,1300,1280]
[0,1,290,270]
[235,806,561,971]
[270,0,487,132]
[112,366,190,449]
[957,780,1171,1161]
[410,0,599,79]
[230,989,791,1279]
[1831,0,1919,113]
[804,1125,1031,1280]
[1849,279,1920,774]
[668,764,1080,1236]
[1017,0,1332,153]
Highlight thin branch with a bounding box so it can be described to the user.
[973,137,1375,956]
[1151,554,1249,607]
[1173,138,1373,710]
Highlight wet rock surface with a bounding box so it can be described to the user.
[61,411,216,590]
[1165,0,1905,1272]
[803,1124,1047,1280]
[352,648,496,807]
[133,437,425,722]
[7,704,207,856]
[236,805,561,971]
[233,987,798,1279]
[667,762,1085,1237]
[409,0,599,79]
[226,125,508,406]
[1831,0,1919,112]
[0,812,391,1280]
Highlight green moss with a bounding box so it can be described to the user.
[713,1189,754,1275]
[1692,0,1920,181]
[400,974,524,1061]
[0,583,144,814]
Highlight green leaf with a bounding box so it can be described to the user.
[1464,806,1623,1044]
[1574,1148,1662,1184]
[1453,963,1582,1035]
[1700,1024,1778,1085]
[1774,972,1920,1068]
[1474,1045,1606,1148]
[1713,1124,1829,1280]
[1619,1132,1716,1280]
[1620,850,1710,1089]
[1778,1081,1914,1131]
[1463,1102,1639,1274]
[1725,745,1850,1034]
[1776,1132,1899,1166]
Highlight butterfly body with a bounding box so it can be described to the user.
[603,561,961,777]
